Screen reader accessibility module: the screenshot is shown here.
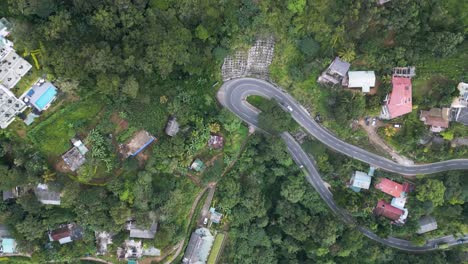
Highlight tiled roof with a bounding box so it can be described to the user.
[375,178,403,198]
[386,77,412,119]
[374,200,404,221]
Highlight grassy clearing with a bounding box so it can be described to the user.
[28,97,103,157]
[224,125,248,157]
[207,233,226,264]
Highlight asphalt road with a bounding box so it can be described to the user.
[217,78,468,176]
[283,131,467,252]
[217,78,468,252]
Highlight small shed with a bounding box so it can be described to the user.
[417,216,438,234]
[190,159,205,172]
[347,71,376,93]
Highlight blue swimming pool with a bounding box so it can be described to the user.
[35,86,57,110]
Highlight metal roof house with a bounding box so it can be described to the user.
[373,200,407,224]
[190,159,205,172]
[34,184,61,205]
[380,76,412,119]
[0,84,26,128]
[349,171,372,192]
[165,117,179,137]
[420,108,450,132]
[317,57,350,86]
[183,228,214,264]
[49,223,83,245]
[0,50,32,89]
[346,71,376,93]
[128,222,157,239]
[417,216,438,234]
[0,238,16,254]
[121,130,156,158]
[22,79,57,112]
[375,178,404,198]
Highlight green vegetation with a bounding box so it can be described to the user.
[0,0,466,263]
[207,233,225,264]
[248,97,298,133]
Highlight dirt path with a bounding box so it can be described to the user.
[160,186,210,264]
[79,257,113,264]
[358,119,414,165]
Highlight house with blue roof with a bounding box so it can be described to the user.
[120,130,156,158]
[349,171,372,192]
[22,79,57,112]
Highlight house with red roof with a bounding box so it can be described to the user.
[374,200,407,224]
[380,77,412,119]
[375,178,404,198]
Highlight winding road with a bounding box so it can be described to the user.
[217,78,468,252]
[217,78,468,176]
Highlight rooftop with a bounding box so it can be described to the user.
[0,84,26,129]
[49,223,83,245]
[0,49,32,89]
[34,184,61,205]
[347,71,376,93]
[373,200,404,221]
[350,171,372,190]
[381,77,412,119]
[183,228,214,264]
[317,57,350,85]
[121,130,155,158]
[375,178,404,198]
[128,223,157,239]
[62,147,86,172]
[190,159,205,172]
[417,216,438,234]
[420,108,450,131]
[453,107,468,125]
[0,238,16,254]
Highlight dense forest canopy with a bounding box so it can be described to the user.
[0,0,466,263]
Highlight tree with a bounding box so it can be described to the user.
[122,76,139,99]
[257,99,297,133]
[298,37,320,59]
[195,25,209,41]
[416,179,446,207]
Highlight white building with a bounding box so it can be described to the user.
[347,71,376,93]
[0,84,26,128]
